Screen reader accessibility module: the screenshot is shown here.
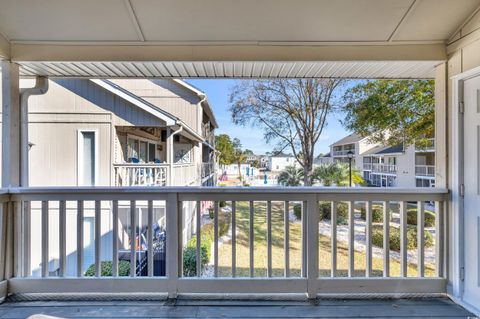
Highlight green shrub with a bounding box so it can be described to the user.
[407,209,435,227]
[318,202,349,225]
[219,201,227,208]
[84,260,130,277]
[208,208,214,219]
[293,204,302,220]
[183,236,211,277]
[360,205,385,223]
[372,225,434,251]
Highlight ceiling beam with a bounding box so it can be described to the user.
[387,0,418,42]
[10,43,447,62]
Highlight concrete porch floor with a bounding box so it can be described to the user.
[0,298,474,319]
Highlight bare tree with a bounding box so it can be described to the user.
[229,79,343,186]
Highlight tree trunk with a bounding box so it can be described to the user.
[238,162,242,182]
[303,159,313,186]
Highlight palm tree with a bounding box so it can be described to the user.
[277,166,304,186]
[313,163,364,186]
[234,151,247,181]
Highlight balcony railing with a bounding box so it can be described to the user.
[371,163,397,174]
[114,163,199,186]
[202,123,215,146]
[415,165,435,177]
[332,149,355,157]
[114,164,168,186]
[363,163,372,170]
[4,187,447,298]
[415,138,435,152]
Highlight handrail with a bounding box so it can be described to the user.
[4,186,449,297]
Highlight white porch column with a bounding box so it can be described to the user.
[435,62,448,189]
[1,61,20,187]
[166,127,173,186]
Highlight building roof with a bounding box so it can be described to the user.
[90,79,203,142]
[330,133,364,147]
[173,79,219,129]
[362,144,404,156]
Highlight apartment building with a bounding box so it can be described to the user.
[330,134,435,188]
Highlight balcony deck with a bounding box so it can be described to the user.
[0,298,473,318]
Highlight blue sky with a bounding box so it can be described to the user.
[187,79,351,155]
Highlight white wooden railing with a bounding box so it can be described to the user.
[172,164,198,186]
[371,163,397,174]
[332,149,355,156]
[415,165,435,177]
[415,138,435,152]
[114,164,168,186]
[2,187,448,298]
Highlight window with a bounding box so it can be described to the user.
[127,135,158,163]
[78,131,96,186]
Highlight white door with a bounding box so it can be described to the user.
[463,75,480,307]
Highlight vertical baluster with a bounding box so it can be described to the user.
[112,200,119,277]
[267,201,272,277]
[249,200,254,278]
[417,201,425,277]
[195,200,201,277]
[147,200,154,277]
[435,201,444,277]
[301,201,308,277]
[95,200,101,277]
[166,193,179,298]
[348,201,354,277]
[400,201,408,277]
[383,201,390,277]
[214,201,219,277]
[23,201,31,277]
[59,200,67,277]
[77,200,84,277]
[130,200,136,277]
[331,201,337,277]
[41,201,49,278]
[284,201,290,277]
[232,201,237,277]
[365,201,372,277]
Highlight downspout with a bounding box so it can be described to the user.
[20,76,49,187]
[168,125,183,186]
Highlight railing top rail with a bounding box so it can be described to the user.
[5,186,449,194]
[113,163,169,168]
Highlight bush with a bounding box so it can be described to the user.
[183,212,231,276]
[360,205,385,223]
[219,201,227,208]
[372,225,434,251]
[318,202,349,225]
[293,204,302,220]
[208,208,214,219]
[407,209,435,227]
[183,237,211,277]
[85,260,130,277]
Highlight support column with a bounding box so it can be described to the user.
[166,127,173,186]
[1,61,20,187]
[435,62,448,189]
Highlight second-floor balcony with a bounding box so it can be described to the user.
[415,165,435,177]
[371,163,397,174]
[415,138,435,152]
[202,123,215,147]
[114,163,200,187]
[332,149,355,157]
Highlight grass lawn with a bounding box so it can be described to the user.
[216,201,435,277]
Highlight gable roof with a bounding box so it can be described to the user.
[330,133,365,147]
[173,79,219,129]
[90,79,203,141]
[362,144,404,156]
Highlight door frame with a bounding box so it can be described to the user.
[451,65,480,315]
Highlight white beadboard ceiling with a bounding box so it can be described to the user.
[1,0,477,78]
[17,61,440,79]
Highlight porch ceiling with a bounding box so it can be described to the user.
[0,0,478,78]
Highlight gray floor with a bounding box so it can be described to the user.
[0,298,475,318]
